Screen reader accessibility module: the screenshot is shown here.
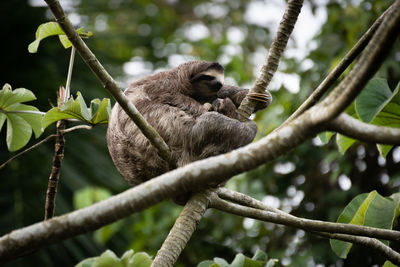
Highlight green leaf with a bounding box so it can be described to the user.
[382,261,398,267]
[75,250,152,267]
[330,192,374,258]
[251,249,268,261]
[93,250,122,267]
[0,113,6,132]
[28,22,64,53]
[318,131,334,144]
[377,144,393,158]
[6,114,32,151]
[42,92,110,130]
[0,84,36,107]
[370,82,400,157]
[91,98,111,124]
[0,84,43,151]
[11,104,43,138]
[336,134,356,154]
[28,22,93,53]
[230,254,245,267]
[355,78,395,123]
[130,252,152,267]
[197,261,219,267]
[330,191,400,258]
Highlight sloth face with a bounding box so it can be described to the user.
[190,68,225,103]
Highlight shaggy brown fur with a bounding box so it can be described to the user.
[107,61,267,186]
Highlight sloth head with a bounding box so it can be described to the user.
[175,61,225,103]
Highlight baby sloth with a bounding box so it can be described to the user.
[107,61,269,186]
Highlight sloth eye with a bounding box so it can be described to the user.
[199,75,215,81]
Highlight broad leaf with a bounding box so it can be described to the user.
[75,249,152,267]
[6,114,32,152]
[0,84,43,151]
[330,191,400,258]
[355,78,395,123]
[197,250,277,267]
[42,92,110,130]
[28,22,93,53]
[370,82,400,157]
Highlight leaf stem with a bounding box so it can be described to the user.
[65,47,75,101]
[0,110,45,116]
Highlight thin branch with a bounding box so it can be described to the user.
[60,124,92,134]
[152,192,212,267]
[0,124,92,170]
[311,0,400,124]
[44,120,66,220]
[316,232,400,265]
[44,0,172,163]
[237,0,304,120]
[217,187,286,215]
[280,5,389,128]
[209,195,400,242]
[0,135,56,170]
[328,113,400,145]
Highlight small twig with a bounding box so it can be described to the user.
[0,124,92,170]
[279,6,389,129]
[0,135,56,170]
[328,113,400,145]
[60,124,92,134]
[44,120,66,220]
[237,0,304,120]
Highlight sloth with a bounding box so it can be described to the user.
[107,61,270,186]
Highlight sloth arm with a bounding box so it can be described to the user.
[188,111,257,159]
[217,84,269,112]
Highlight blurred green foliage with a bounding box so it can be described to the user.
[0,0,399,266]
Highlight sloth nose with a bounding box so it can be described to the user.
[211,81,223,90]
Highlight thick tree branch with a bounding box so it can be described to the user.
[281,5,390,127]
[311,0,400,124]
[212,190,400,242]
[237,0,303,120]
[328,113,400,145]
[44,0,171,163]
[152,192,211,267]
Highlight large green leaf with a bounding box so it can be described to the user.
[28,22,93,53]
[355,78,396,123]
[330,191,400,258]
[6,114,32,152]
[0,84,43,151]
[75,250,152,267]
[197,250,276,267]
[42,92,111,130]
